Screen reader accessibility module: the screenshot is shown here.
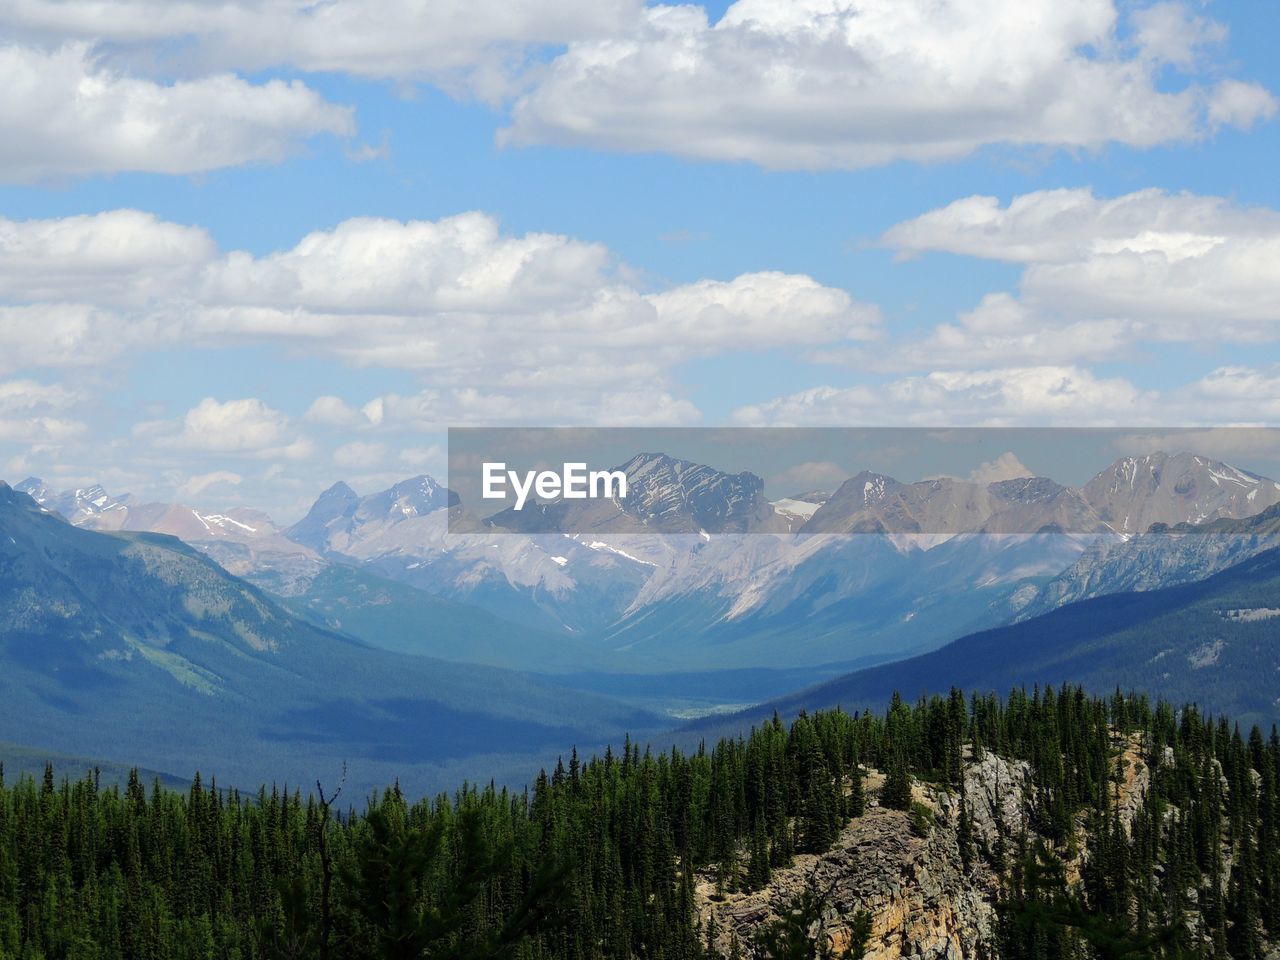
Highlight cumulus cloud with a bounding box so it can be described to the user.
[399,445,444,468]
[967,452,1034,485]
[1,0,640,97]
[735,363,1280,429]
[0,213,194,364]
[190,214,879,385]
[733,366,1152,427]
[344,385,702,430]
[138,397,313,459]
[883,187,1280,265]
[0,43,353,182]
[177,470,243,498]
[1130,1,1226,70]
[0,305,158,374]
[503,0,1275,170]
[0,379,86,443]
[333,441,389,468]
[0,209,213,305]
[769,460,849,495]
[1181,367,1280,424]
[1,207,877,424]
[873,188,1280,368]
[304,396,374,429]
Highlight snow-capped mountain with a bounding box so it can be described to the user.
[1017,500,1280,620]
[800,472,1108,536]
[16,478,134,528]
[0,480,661,796]
[15,448,1280,672]
[285,474,653,635]
[1080,451,1280,535]
[287,476,456,554]
[485,452,787,535]
[14,477,323,595]
[770,492,827,531]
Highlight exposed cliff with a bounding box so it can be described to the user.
[698,751,1033,960]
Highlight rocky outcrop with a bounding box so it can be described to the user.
[698,752,1032,959]
[699,807,997,960]
[698,735,1279,960]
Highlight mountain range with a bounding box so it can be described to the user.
[0,480,662,795]
[724,539,1280,734]
[15,450,1280,676]
[7,445,1280,790]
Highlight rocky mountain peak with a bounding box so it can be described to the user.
[14,477,52,503]
[10,478,133,527]
[1082,450,1280,535]
[483,452,781,535]
[988,475,1067,504]
[286,481,361,551]
[318,480,358,502]
[360,475,454,521]
[621,454,770,530]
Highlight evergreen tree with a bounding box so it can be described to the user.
[880,750,912,812]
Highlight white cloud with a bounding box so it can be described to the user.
[0,211,195,370]
[139,397,313,459]
[0,43,353,182]
[0,379,86,442]
[769,460,849,495]
[734,366,1152,426]
[875,188,1280,367]
[191,214,879,377]
[1,207,877,423]
[837,293,1137,370]
[399,445,444,468]
[1,0,641,96]
[304,395,374,429]
[1181,367,1280,424]
[178,470,243,498]
[967,452,1034,484]
[735,363,1280,429]
[0,209,213,305]
[200,212,615,316]
[333,441,389,468]
[353,385,702,430]
[503,0,1274,170]
[1130,2,1226,70]
[883,187,1280,265]
[0,304,157,374]
[643,273,880,348]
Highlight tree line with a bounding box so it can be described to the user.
[0,685,1276,959]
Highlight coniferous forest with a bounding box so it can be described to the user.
[2,686,1278,959]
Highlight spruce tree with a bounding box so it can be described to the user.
[881,750,912,812]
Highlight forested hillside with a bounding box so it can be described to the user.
[752,545,1280,731]
[1,686,1277,959]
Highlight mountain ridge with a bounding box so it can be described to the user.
[0,480,664,795]
[703,542,1280,733]
[15,447,1280,674]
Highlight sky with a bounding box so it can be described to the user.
[2,0,1279,521]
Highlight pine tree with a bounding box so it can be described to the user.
[880,750,912,812]
[745,820,771,891]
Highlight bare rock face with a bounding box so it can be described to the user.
[699,753,1035,959]
[947,750,1033,853]
[700,806,997,960]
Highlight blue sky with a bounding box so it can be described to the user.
[1,0,1279,519]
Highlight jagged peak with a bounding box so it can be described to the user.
[317,480,358,500]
